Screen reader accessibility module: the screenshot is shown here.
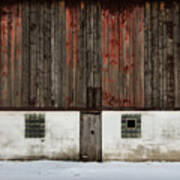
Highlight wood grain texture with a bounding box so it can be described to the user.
[80,112,102,161]
[174,1,180,108]
[144,1,179,110]
[22,0,30,107]
[101,4,144,108]
[0,0,179,110]
[166,2,175,109]
[151,2,159,108]
[0,5,9,107]
[144,2,152,108]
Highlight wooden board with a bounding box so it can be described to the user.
[0,0,179,110]
[80,112,102,162]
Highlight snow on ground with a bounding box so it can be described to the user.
[0,161,180,180]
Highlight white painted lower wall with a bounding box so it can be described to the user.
[0,111,79,160]
[1,111,180,161]
[102,111,180,161]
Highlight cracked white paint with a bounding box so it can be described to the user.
[1,111,180,161]
[0,111,79,160]
[102,111,180,161]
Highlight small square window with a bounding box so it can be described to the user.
[121,114,141,138]
[127,119,136,128]
[25,114,45,138]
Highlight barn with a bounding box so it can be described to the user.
[0,0,179,161]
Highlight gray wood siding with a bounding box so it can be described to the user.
[144,1,180,109]
[80,112,102,161]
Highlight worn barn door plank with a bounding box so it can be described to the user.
[108,7,120,108]
[0,4,9,107]
[59,0,66,108]
[93,2,101,109]
[129,7,134,108]
[174,2,180,108]
[43,1,52,107]
[119,11,124,107]
[133,6,144,108]
[65,5,73,108]
[166,2,175,109]
[80,112,102,161]
[22,0,30,107]
[77,1,87,108]
[8,5,16,107]
[14,3,22,107]
[162,2,168,109]
[51,0,60,108]
[86,2,94,108]
[37,0,45,108]
[29,0,38,107]
[102,7,109,107]
[72,4,79,107]
[144,2,152,108]
[159,2,164,109]
[151,2,159,108]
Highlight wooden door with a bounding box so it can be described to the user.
[80,112,102,161]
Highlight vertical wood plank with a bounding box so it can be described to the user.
[35,0,41,108]
[14,3,22,107]
[72,4,79,107]
[22,0,30,107]
[166,2,175,109]
[0,5,9,107]
[60,0,66,108]
[86,2,94,108]
[108,8,120,107]
[65,5,73,108]
[8,5,16,107]
[140,5,145,108]
[144,2,152,108]
[77,0,87,108]
[29,0,38,107]
[122,9,127,107]
[174,2,180,108]
[162,2,167,109]
[151,2,159,108]
[159,2,164,109]
[129,7,134,108]
[93,2,102,108]
[102,7,109,107]
[38,0,45,107]
[43,1,52,107]
[119,9,124,107]
[87,2,93,90]
[134,6,140,107]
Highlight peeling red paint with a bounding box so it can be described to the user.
[125,9,130,107]
[0,3,23,106]
[66,6,79,70]
[102,5,144,108]
[66,7,73,69]
[72,7,79,67]
[0,2,146,109]
[10,5,16,99]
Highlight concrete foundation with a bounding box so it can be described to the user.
[103,111,180,161]
[1,111,180,161]
[0,111,79,160]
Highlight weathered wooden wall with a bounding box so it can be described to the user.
[144,1,180,109]
[101,3,144,109]
[0,0,179,110]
